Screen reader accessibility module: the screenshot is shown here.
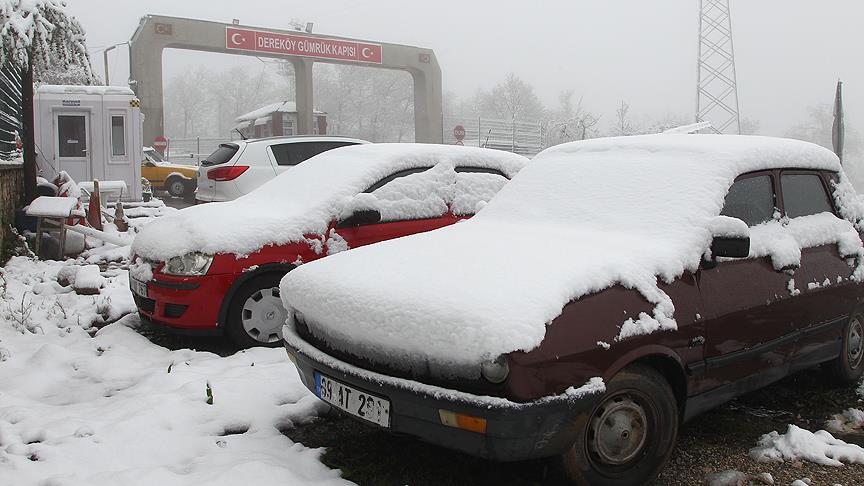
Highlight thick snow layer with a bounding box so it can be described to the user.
[281,135,856,378]
[234,101,325,124]
[0,256,349,486]
[25,196,78,217]
[36,84,134,95]
[750,424,864,466]
[133,144,527,261]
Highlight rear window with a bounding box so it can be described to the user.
[781,173,835,218]
[720,175,775,227]
[201,143,239,167]
[270,141,356,166]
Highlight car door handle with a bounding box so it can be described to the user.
[689,336,705,348]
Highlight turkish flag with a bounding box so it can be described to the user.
[226,27,256,50]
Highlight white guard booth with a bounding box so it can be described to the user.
[33,85,143,200]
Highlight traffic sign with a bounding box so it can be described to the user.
[453,125,466,142]
[153,135,168,154]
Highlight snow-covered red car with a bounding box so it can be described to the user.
[281,135,864,484]
[129,144,528,347]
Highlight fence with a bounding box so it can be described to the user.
[0,163,24,256]
[163,134,242,166]
[442,116,543,157]
[0,66,22,161]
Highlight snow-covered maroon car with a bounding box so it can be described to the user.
[129,144,528,347]
[281,135,864,484]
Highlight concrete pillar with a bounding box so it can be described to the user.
[130,43,164,146]
[293,59,314,136]
[410,68,442,143]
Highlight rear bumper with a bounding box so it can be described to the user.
[131,273,236,332]
[283,325,602,462]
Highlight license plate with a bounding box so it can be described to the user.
[315,372,391,428]
[130,278,148,298]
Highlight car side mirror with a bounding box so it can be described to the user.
[336,209,381,228]
[704,216,750,268]
[711,235,750,258]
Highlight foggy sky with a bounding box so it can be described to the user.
[69,0,864,136]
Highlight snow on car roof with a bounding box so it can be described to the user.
[131,143,528,261]
[279,135,860,379]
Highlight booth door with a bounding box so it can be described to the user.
[55,113,90,182]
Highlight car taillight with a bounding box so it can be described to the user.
[206,166,249,181]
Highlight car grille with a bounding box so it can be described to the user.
[134,295,155,313]
[163,303,188,318]
[294,314,501,397]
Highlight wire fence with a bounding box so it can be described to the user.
[442,116,543,157]
[162,134,243,166]
[0,66,22,161]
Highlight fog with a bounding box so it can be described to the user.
[70,0,864,137]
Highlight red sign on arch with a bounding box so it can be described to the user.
[226,27,382,64]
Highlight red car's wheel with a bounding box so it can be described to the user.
[226,273,288,348]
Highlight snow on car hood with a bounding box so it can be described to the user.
[280,134,863,379]
[131,144,527,261]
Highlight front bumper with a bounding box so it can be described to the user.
[131,272,236,332]
[283,326,603,462]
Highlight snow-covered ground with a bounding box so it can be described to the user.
[0,220,350,485]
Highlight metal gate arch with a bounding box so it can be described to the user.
[129,15,443,145]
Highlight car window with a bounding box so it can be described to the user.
[781,173,835,219]
[363,168,432,193]
[342,166,449,223]
[454,166,507,178]
[720,175,775,227]
[201,144,239,167]
[270,141,356,166]
[452,169,509,216]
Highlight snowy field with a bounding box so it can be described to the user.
[0,200,353,485]
[0,255,350,486]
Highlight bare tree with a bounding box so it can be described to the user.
[612,100,637,136]
[479,73,544,121]
[544,90,600,146]
[0,0,96,201]
[164,68,211,137]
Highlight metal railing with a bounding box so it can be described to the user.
[442,116,543,157]
[163,134,242,165]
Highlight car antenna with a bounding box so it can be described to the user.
[234,128,248,141]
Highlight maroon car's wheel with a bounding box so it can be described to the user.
[823,313,864,384]
[226,273,288,348]
[558,365,678,486]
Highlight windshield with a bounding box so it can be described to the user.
[144,148,167,163]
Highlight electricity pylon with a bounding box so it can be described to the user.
[696,0,741,134]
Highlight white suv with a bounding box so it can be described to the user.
[195,136,368,202]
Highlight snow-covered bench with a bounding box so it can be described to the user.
[25,196,81,259]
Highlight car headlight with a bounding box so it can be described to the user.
[480,355,510,384]
[162,253,213,276]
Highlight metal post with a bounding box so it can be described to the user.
[102,42,128,86]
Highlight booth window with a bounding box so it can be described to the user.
[282,118,294,136]
[111,115,126,157]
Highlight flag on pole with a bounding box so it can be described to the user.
[832,79,845,163]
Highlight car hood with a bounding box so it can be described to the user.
[157,163,198,173]
[280,134,855,379]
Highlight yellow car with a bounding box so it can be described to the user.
[142,147,198,199]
